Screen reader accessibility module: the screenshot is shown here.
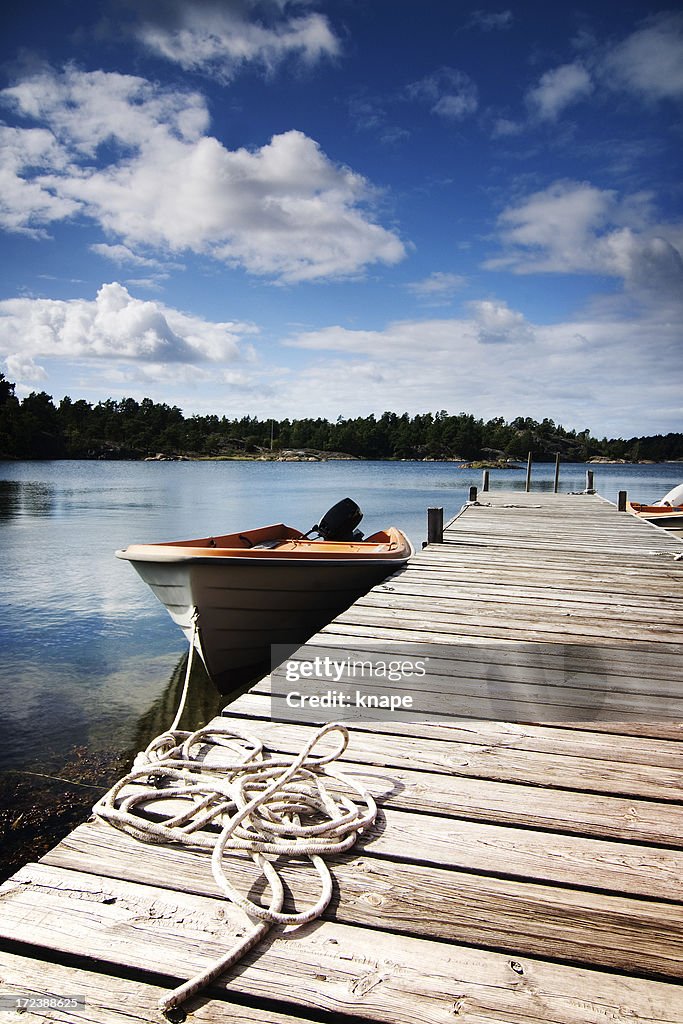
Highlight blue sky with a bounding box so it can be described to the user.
[0,1,681,437]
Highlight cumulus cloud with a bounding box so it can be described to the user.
[602,11,683,101]
[468,299,534,345]
[0,66,405,282]
[486,180,683,305]
[0,126,81,235]
[3,353,47,384]
[526,62,593,121]
[130,0,340,81]
[407,67,478,120]
[496,13,682,139]
[0,283,256,370]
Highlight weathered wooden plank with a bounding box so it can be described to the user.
[0,951,312,1024]
[438,533,679,557]
[373,570,683,608]
[240,689,683,769]
[308,627,683,679]
[325,605,683,647]
[205,737,683,844]
[549,719,683,739]
[1,880,679,1024]
[340,599,683,644]
[215,713,683,800]
[412,554,683,582]
[46,807,683,902]
[257,664,682,722]
[3,862,683,991]
[370,578,683,620]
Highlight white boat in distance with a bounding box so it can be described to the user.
[116,499,413,695]
[627,482,683,529]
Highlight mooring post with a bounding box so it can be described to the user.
[525,452,532,492]
[553,453,560,494]
[469,485,478,503]
[427,506,444,544]
[482,469,490,492]
[618,490,627,512]
[586,469,595,493]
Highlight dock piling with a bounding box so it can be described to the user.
[482,469,490,493]
[427,506,444,544]
[618,490,628,511]
[553,454,560,494]
[525,452,532,492]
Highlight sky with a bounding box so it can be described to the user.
[0,1,681,438]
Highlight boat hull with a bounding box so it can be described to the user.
[126,550,410,694]
[627,502,683,528]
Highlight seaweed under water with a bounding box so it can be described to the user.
[0,745,130,883]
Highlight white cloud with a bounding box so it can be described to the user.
[486,180,683,306]
[602,12,683,101]
[1,67,405,282]
[131,0,340,81]
[0,126,81,235]
[497,13,682,137]
[407,68,478,120]
[0,282,256,367]
[406,272,466,303]
[282,306,681,435]
[468,299,534,345]
[467,10,513,32]
[3,66,210,152]
[491,117,524,138]
[526,62,593,121]
[90,243,161,268]
[3,353,47,383]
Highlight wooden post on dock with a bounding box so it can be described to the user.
[618,490,627,511]
[482,470,489,492]
[469,486,478,503]
[553,454,560,493]
[525,452,532,492]
[586,469,595,493]
[427,506,444,543]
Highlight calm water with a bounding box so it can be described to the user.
[1,458,681,771]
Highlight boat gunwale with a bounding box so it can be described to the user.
[115,525,414,565]
[627,502,683,518]
[115,548,413,565]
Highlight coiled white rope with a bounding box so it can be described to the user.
[93,632,376,1017]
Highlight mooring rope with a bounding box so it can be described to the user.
[92,631,376,1017]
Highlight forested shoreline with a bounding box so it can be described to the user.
[0,374,680,463]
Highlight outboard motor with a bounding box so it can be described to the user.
[309,498,364,541]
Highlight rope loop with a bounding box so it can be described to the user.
[93,707,375,1017]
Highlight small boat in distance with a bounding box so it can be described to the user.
[627,482,683,528]
[116,498,413,695]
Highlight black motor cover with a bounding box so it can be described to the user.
[314,498,364,540]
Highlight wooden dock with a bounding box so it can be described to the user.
[1,491,682,1022]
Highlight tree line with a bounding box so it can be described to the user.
[0,374,680,463]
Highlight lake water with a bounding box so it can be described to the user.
[1,458,681,772]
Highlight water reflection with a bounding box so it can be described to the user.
[0,479,56,519]
[130,651,224,755]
